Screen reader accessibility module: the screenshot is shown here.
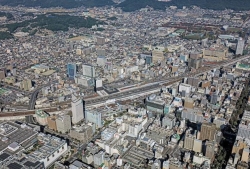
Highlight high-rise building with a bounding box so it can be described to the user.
[193,139,202,153]
[241,147,249,163]
[56,114,71,134]
[181,110,204,123]
[184,98,194,109]
[200,123,216,141]
[94,151,105,167]
[85,110,102,128]
[188,58,203,69]
[20,79,32,91]
[35,109,49,126]
[71,93,84,124]
[187,77,193,86]
[162,114,176,129]
[236,38,245,55]
[82,64,95,78]
[162,160,169,169]
[95,78,103,91]
[70,124,93,143]
[0,68,6,79]
[205,141,215,162]
[67,63,76,79]
[184,134,195,150]
[210,92,218,105]
[96,37,105,45]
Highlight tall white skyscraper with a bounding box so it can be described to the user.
[236,38,245,55]
[71,93,84,124]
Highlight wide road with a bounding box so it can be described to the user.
[85,55,250,108]
[28,80,58,110]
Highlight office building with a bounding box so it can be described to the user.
[164,104,171,114]
[184,98,194,109]
[193,139,202,153]
[181,110,204,123]
[202,47,228,61]
[96,37,105,45]
[47,114,57,131]
[184,133,195,150]
[152,50,164,63]
[145,55,153,65]
[35,109,49,126]
[0,68,6,79]
[97,56,107,67]
[200,123,216,141]
[205,141,215,162]
[213,117,227,129]
[94,151,105,167]
[20,79,32,91]
[179,54,188,62]
[28,133,68,168]
[146,95,165,114]
[236,38,245,55]
[95,78,103,91]
[193,153,211,166]
[70,124,93,143]
[97,49,106,56]
[210,92,218,105]
[75,75,95,87]
[85,110,102,128]
[179,83,191,94]
[162,114,176,129]
[71,93,84,124]
[241,147,249,163]
[82,64,95,78]
[67,63,77,79]
[56,114,71,134]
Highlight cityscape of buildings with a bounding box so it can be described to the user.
[0,3,250,169]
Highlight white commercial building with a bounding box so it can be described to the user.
[179,83,192,94]
[28,133,68,168]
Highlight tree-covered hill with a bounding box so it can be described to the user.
[118,0,250,12]
[0,0,114,8]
